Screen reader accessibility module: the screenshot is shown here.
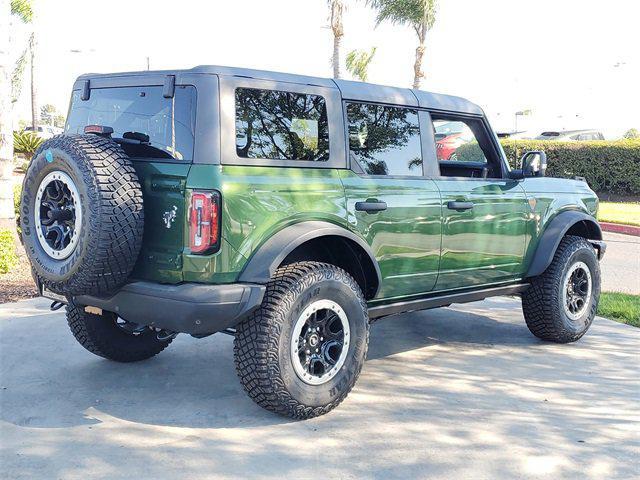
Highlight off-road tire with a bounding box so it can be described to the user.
[20,134,144,296]
[66,303,172,362]
[234,262,369,419]
[522,235,600,343]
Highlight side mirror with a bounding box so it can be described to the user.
[521,150,547,177]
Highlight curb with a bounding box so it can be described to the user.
[599,222,640,236]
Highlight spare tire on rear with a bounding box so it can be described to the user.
[20,134,144,296]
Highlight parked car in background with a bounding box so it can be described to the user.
[496,131,532,139]
[23,125,63,139]
[435,121,476,160]
[535,130,605,141]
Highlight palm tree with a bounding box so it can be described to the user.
[328,0,345,78]
[346,47,377,82]
[365,0,437,89]
[0,0,33,227]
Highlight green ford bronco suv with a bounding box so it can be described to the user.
[20,66,605,419]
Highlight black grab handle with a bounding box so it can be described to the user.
[355,201,387,214]
[447,201,474,211]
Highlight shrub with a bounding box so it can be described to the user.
[13,131,43,160]
[0,229,18,274]
[500,140,640,195]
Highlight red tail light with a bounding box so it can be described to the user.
[189,191,220,254]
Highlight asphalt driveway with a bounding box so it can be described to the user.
[1,296,638,480]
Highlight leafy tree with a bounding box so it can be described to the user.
[40,104,65,128]
[623,128,639,140]
[365,0,437,89]
[346,47,377,82]
[327,0,346,78]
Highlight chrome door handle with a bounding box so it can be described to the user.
[355,200,387,214]
[447,201,474,211]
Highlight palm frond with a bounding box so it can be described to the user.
[11,0,33,23]
[11,47,28,104]
[366,0,437,31]
[346,47,377,82]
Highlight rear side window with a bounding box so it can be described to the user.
[346,102,422,176]
[66,85,197,161]
[235,88,329,162]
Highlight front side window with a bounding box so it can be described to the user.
[66,85,197,161]
[433,119,487,163]
[347,103,422,176]
[431,116,504,178]
[235,88,329,162]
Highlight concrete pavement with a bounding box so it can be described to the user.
[1,296,638,479]
[600,232,640,294]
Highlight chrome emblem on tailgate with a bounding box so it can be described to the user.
[163,206,178,229]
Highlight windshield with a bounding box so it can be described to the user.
[65,85,197,161]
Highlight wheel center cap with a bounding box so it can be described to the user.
[308,334,319,347]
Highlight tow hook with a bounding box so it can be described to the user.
[156,328,178,342]
[50,301,65,311]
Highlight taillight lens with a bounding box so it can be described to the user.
[189,191,220,254]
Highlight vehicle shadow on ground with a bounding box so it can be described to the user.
[2,300,638,479]
[367,303,536,360]
[0,305,523,431]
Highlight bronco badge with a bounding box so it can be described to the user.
[163,206,178,229]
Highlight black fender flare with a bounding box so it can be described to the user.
[238,221,382,296]
[526,211,602,278]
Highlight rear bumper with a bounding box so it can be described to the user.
[73,281,265,335]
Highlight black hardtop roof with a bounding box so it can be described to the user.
[76,64,484,115]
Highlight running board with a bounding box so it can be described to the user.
[367,283,530,320]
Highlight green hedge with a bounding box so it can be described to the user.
[499,139,640,195]
[0,229,18,274]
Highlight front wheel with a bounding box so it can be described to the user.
[522,235,601,343]
[233,262,370,419]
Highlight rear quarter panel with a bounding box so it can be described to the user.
[185,164,348,283]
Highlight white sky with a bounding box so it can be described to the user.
[10,0,640,138]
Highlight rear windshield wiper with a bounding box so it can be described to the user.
[113,131,151,145]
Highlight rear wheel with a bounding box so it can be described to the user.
[66,303,173,362]
[522,235,600,343]
[233,262,369,419]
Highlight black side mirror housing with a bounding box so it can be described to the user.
[519,150,547,178]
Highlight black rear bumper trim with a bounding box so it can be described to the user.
[74,281,265,335]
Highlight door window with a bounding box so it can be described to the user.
[431,116,503,178]
[346,102,422,176]
[235,88,329,162]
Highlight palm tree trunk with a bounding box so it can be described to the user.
[0,0,15,228]
[329,0,344,79]
[333,33,342,78]
[29,32,38,130]
[412,42,426,90]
